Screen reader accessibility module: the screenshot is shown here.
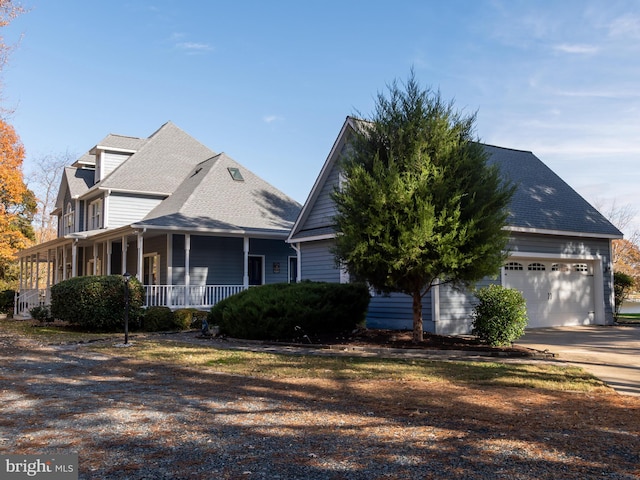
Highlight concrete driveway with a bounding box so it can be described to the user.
[516,325,640,396]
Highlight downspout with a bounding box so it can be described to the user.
[291,242,301,283]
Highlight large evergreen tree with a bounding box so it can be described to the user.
[332,72,515,342]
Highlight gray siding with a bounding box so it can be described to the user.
[108,193,163,228]
[300,240,341,283]
[366,292,434,332]
[101,152,130,181]
[436,277,498,335]
[171,235,294,286]
[249,238,297,284]
[303,162,341,232]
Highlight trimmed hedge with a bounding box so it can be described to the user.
[0,289,15,314]
[140,307,207,332]
[50,275,144,332]
[209,281,370,340]
[471,284,528,346]
[142,306,175,332]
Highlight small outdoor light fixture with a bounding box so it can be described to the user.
[123,272,132,345]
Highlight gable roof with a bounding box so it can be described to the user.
[288,117,622,242]
[54,167,95,209]
[484,145,622,237]
[135,152,301,237]
[97,121,216,195]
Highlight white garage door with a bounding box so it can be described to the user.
[503,260,595,328]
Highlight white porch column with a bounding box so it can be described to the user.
[46,249,51,290]
[92,244,98,275]
[167,234,173,285]
[106,240,112,275]
[62,245,67,280]
[136,231,144,281]
[121,236,128,274]
[19,256,23,291]
[35,253,40,290]
[71,240,78,277]
[184,234,191,306]
[243,237,250,288]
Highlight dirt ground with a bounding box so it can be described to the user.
[1,329,639,479]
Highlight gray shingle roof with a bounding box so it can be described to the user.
[100,122,216,194]
[95,134,147,152]
[484,145,622,237]
[137,153,301,235]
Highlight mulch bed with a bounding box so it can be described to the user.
[1,329,639,479]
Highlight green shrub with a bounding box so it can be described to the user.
[614,271,635,320]
[173,308,208,330]
[209,281,370,340]
[50,275,144,332]
[30,305,53,323]
[142,306,175,332]
[0,289,15,314]
[471,284,528,347]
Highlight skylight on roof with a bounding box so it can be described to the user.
[227,167,244,181]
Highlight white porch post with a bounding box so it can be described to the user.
[35,253,40,290]
[121,236,128,274]
[92,243,98,275]
[71,240,78,277]
[62,245,67,280]
[46,249,51,293]
[184,234,191,307]
[243,237,249,288]
[167,234,173,285]
[19,256,23,291]
[136,231,144,281]
[106,240,112,275]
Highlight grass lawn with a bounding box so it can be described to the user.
[0,318,611,394]
[618,312,640,324]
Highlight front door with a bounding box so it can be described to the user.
[248,255,264,286]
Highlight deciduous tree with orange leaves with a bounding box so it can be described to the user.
[0,119,34,279]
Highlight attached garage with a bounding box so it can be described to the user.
[502,256,605,329]
[287,117,623,335]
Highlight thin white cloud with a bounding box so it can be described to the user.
[263,115,283,124]
[553,43,600,55]
[176,42,213,54]
[608,14,640,39]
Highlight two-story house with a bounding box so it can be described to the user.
[16,122,301,315]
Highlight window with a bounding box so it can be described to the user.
[227,167,244,181]
[504,262,523,271]
[574,263,589,273]
[88,199,102,230]
[552,263,570,272]
[63,202,74,235]
[528,263,546,271]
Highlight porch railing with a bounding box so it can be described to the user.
[144,285,246,309]
[14,289,50,317]
[14,285,246,318]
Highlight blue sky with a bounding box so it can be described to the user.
[4,0,639,236]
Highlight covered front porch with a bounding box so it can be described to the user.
[15,226,297,317]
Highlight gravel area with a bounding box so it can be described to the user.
[1,330,639,479]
